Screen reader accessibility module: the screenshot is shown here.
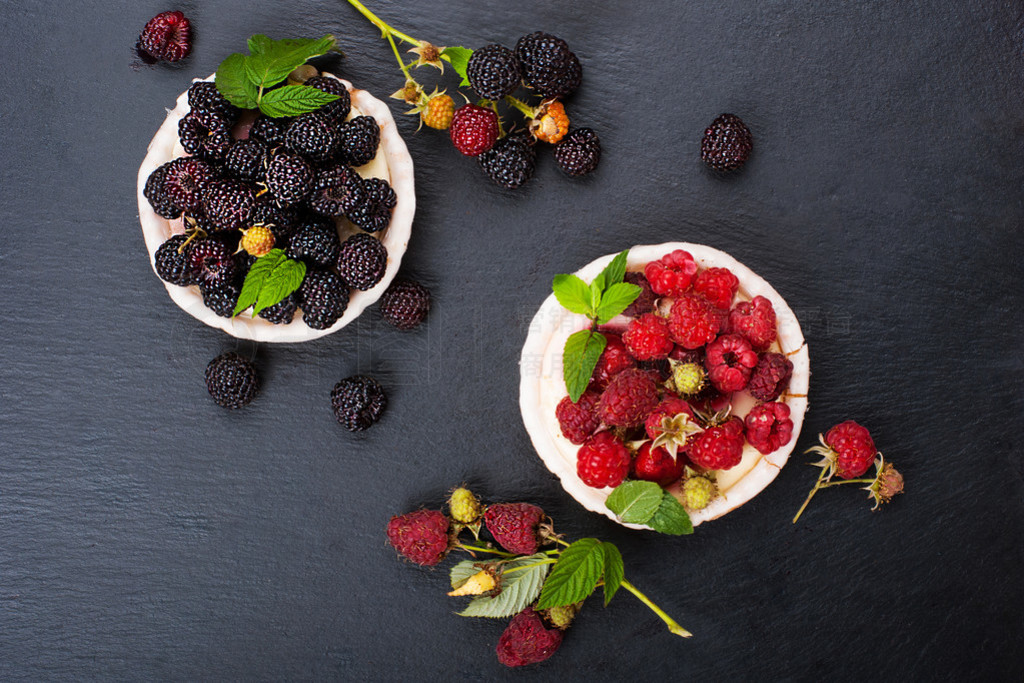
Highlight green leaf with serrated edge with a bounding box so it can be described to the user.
[458,554,549,619]
[253,258,306,315]
[563,330,607,402]
[552,274,593,316]
[215,53,258,108]
[244,34,339,90]
[605,481,664,524]
[247,34,274,54]
[536,538,605,610]
[450,559,483,589]
[602,543,624,606]
[592,249,629,293]
[258,85,340,117]
[648,493,694,536]
[233,249,287,317]
[588,280,602,311]
[594,282,642,324]
[441,46,473,86]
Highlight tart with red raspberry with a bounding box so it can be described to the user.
[520,243,809,529]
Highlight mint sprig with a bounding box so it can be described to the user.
[606,481,694,535]
[232,249,307,317]
[552,250,641,402]
[215,34,341,117]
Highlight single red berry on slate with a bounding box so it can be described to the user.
[450,104,499,156]
[693,267,739,310]
[597,368,660,428]
[138,11,192,63]
[644,249,698,298]
[632,442,685,486]
[726,295,777,351]
[748,352,793,401]
[668,293,723,349]
[623,313,674,361]
[386,509,450,566]
[496,608,564,667]
[689,416,745,470]
[644,396,695,441]
[591,333,635,388]
[823,420,878,479]
[745,402,794,454]
[484,503,546,555]
[555,390,601,444]
[705,334,758,393]
[577,431,631,488]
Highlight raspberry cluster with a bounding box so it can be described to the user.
[553,251,796,510]
[144,73,402,331]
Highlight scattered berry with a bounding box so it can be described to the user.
[331,374,387,431]
[681,476,717,510]
[484,503,546,554]
[645,249,698,298]
[144,162,181,219]
[153,234,196,286]
[701,113,753,171]
[239,225,275,258]
[553,127,600,176]
[386,509,450,566]
[285,112,338,162]
[590,333,635,388]
[689,416,745,470]
[478,135,536,189]
[205,352,258,409]
[299,268,349,330]
[726,296,777,352]
[744,402,793,455]
[202,180,256,232]
[450,104,499,156]
[338,116,381,166]
[138,11,192,63]
[515,32,581,99]
[287,217,341,269]
[814,420,878,480]
[529,100,569,145]
[705,334,758,393]
[597,368,659,428]
[420,92,455,130]
[555,390,601,445]
[693,267,739,310]
[496,608,564,668]
[632,442,684,486]
[577,431,631,488]
[379,279,431,330]
[623,313,674,361]
[265,152,314,207]
[467,44,522,100]
[748,352,793,401]
[668,293,722,349]
[447,487,483,525]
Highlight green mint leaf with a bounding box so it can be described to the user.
[589,280,602,311]
[215,53,258,108]
[605,481,664,524]
[253,257,306,315]
[601,543,624,606]
[233,249,287,317]
[592,249,629,292]
[258,85,341,117]
[552,274,593,316]
[562,330,607,402]
[244,34,339,91]
[594,282,642,324]
[441,46,473,86]
[449,559,481,589]
[536,539,605,610]
[648,493,694,536]
[458,554,550,619]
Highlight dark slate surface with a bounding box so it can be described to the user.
[2,1,1022,680]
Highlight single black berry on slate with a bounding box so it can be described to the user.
[379,278,431,330]
[205,352,259,409]
[478,135,536,188]
[553,127,601,177]
[331,375,387,431]
[467,44,522,100]
[700,113,752,171]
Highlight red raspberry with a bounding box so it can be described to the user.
[496,608,564,667]
[693,267,739,310]
[555,390,601,444]
[483,503,546,555]
[705,334,758,393]
[748,352,793,401]
[622,313,674,360]
[622,271,658,317]
[744,402,794,454]
[385,509,450,566]
[591,333,635,388]
[449,104,499,156]
[138,11,192,63]
[632,442,685,486]
[576,431,631,488]
[689,416,745,470]
[644,396,695,440]
[644,249,698,297]
[668,293,723,349]
[597,368,660,427]
[823,420,878,479]
[726,295,777,351]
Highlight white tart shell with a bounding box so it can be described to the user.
[136,73,415,343]
[519,243,810,529]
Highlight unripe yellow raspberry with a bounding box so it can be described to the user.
[240,225,275,257]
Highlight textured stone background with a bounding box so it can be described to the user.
[1,1,1022,680]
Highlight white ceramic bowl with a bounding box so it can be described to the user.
[136,73,415,343]
[519,243,810,529]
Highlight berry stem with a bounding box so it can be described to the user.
[819,478,874,487]
[792,466,830,524]
[456,542,516,558]
[344,0,418,45]
[620,579,692,638]
[504,95,538,119]
[385,31,415,82]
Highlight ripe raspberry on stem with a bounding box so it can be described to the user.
[793,421,881,523]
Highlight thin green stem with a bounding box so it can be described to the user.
[345,0,419,45]
[504,95,538,118]
[501,559,556,575]
[386,32,414,82]
[792,466,829,524]
[820,478,874,487]
[621,579,692,638]
[456,543,515,558]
